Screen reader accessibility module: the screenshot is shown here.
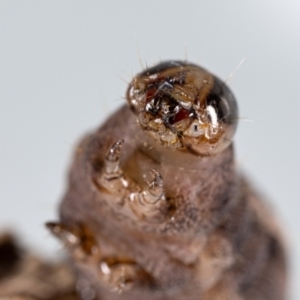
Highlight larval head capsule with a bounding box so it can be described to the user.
[126,61,238,156]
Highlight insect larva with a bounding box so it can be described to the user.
[49,61,287,300]
[0,61,287,300]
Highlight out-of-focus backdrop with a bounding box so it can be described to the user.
[0,1,299,299]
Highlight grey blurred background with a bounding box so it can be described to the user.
[0,1,299,298]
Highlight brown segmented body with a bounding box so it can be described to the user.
[45,61,287,300]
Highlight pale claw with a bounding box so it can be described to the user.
[97,140,130,198]
[129,170,167,223]
[46,222,99,260]
[104,139,124,177]
[142,169,165,204]
[46,222,79,249]
[99,261,138,293]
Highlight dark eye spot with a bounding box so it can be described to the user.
[145,86,157,102]
[168,107,190,125]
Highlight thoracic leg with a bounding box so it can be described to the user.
[96,140,168,223]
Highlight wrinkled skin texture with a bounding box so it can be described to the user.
[0,62,287,300]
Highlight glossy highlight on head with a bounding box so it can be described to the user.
[126,61,238,156]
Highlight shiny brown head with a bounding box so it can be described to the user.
[126,61,238,156]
